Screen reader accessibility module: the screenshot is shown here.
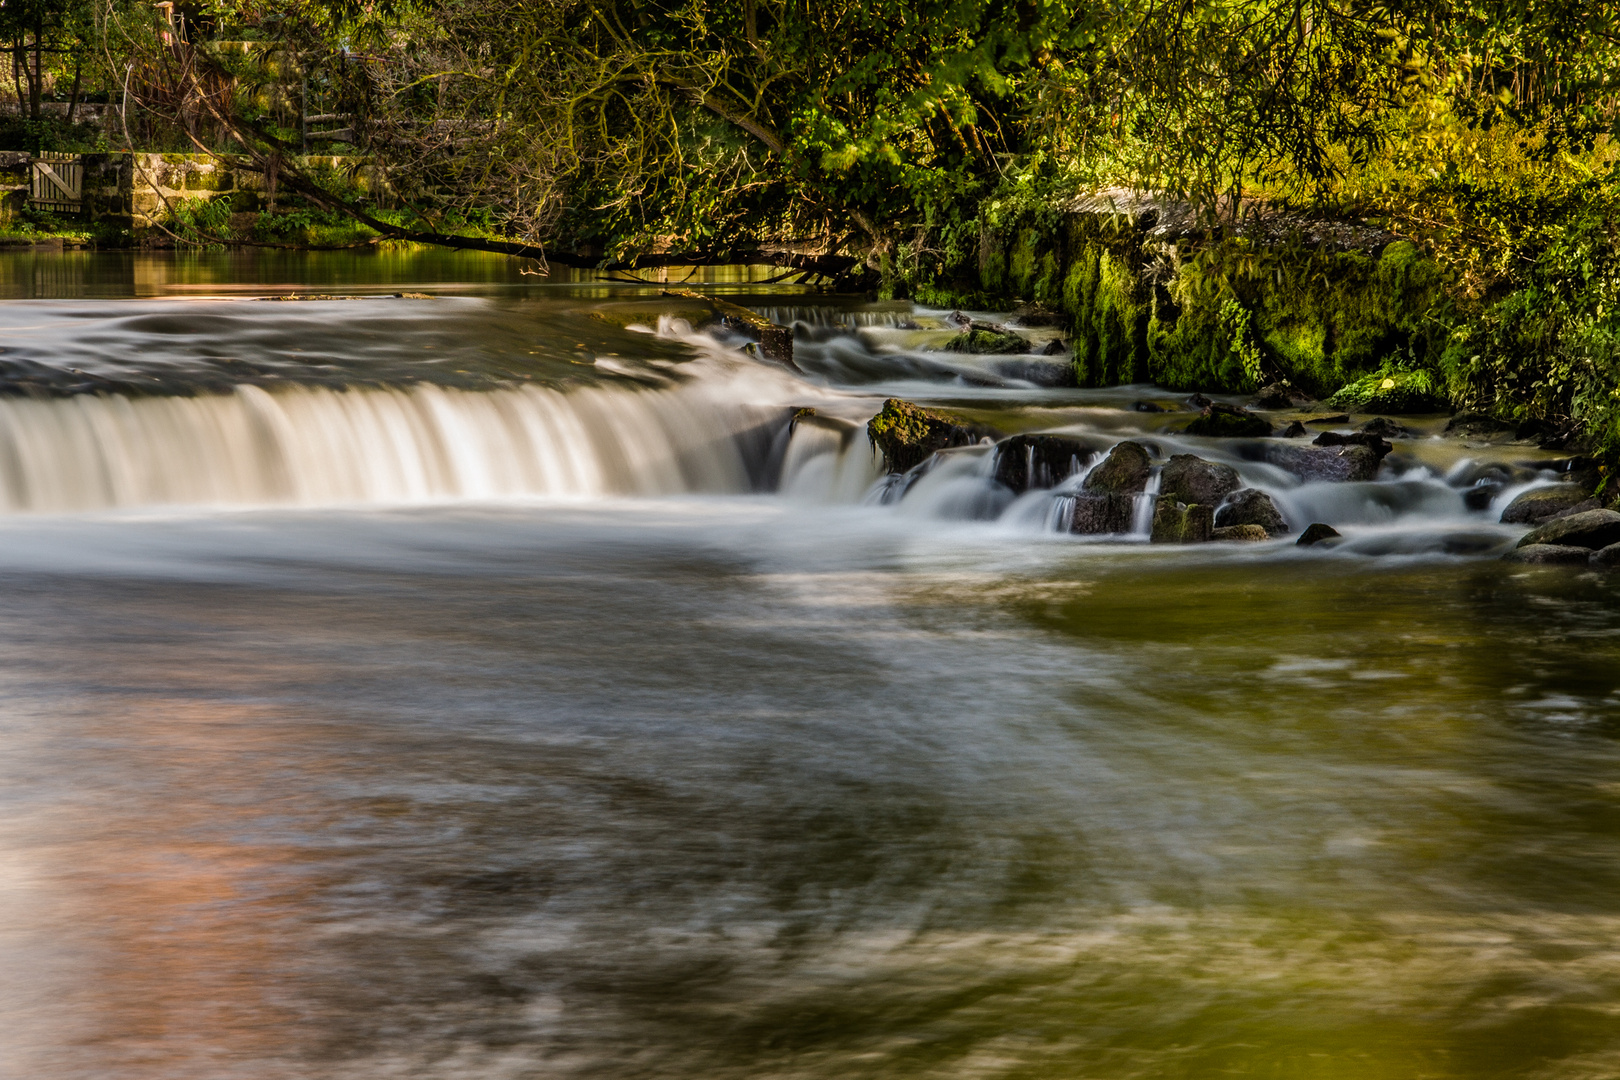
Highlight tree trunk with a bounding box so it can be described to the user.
[66,56,81,123]
[30,18,41,122]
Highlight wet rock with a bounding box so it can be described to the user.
[1590,543,1620,568]
[1133,400,1167,413]
[990,358,1078,387]
[867,398,997,474]
[1282,421,1307,438]
[1214,488,1289,536]
[1266,444,1383,482]
[1445,412,1515,437]
[1312,430,1393,459]
[1499,484,1596,525]
[994,434,1092,494]
[1011,304,1063,328]
[1186,393,1213,409]
[1159,454,1240,507]
[1360,417,1410,437]
[1081,440,1152,495]
[1252,382,1311,409]
[1463,482,1503,511]
[1212,524,1270,542]
[944,326,1030,355]
[1151,497,1214,543]
[1185,402,1271,438]
[1296,522,1341,547]
[1070,492,1136,534]
[1515,508,1620,550]
[1502,544,1595,565]
[1304,414,1350,425]
[1038,338,1067,356]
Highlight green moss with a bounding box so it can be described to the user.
[1063,241,1149,386]
[1325,368,1448,413]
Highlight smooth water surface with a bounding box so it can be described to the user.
[0,251,1616,1080]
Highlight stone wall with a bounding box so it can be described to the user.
[126,153,382,231]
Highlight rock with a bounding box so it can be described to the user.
[1038,338,1067,356]
[1185,402,1272,438]
[1070,492,1136,534]
[1081,440,1153,494]
[1327,370,1447,413]
[1296,522,1341,546]
[1214,488,1290,536]
[1159,454,1240,507]
[1266,444,1383,482]
[1133,400,1167,413]
[1151,497,1214,543]
[1502,544,1595,565]
[1463,482,1503,511]
[1312,430,1394,458]
[1252,382,1310,409]
[1187,393,1214,409]
[1445,412,1515,437]
[991,358,1078,387]
[867,398,997,474]
[1282,421,1307,438]
[946,310,972,329]
[994,434,1092,494]
[1012,304,1064,328]
[1212,524,1271,542]
[1304,414,1350,424]
[1551,498,1603,520]
[944,326,1030,354]
[1515,509,1620,550]
[1499,485,1594,525]
[1360,417,1410,437]
[1590,543,1620,568]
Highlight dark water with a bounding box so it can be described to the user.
[0,251,1617,1080]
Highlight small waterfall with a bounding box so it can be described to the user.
[1130,472,1163,537]
[0,381,788,513]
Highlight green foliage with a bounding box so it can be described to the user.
[166,196,234,247]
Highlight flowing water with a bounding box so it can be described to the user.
[2,250,1619,1080]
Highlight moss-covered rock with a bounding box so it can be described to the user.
[1213,524,1271,542]
[1150,497,1214,543]
[944,327,1029,354]
[1515,508,1620,550]
[1214,489,1290,535]
[867,398,995,474]
[1081,440,1152,494]
[1070,492,1136,534]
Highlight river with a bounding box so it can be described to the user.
[1,249,1617,1080]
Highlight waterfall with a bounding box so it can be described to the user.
[0,381,787,513]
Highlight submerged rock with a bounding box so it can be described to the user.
[1296,522,1341,546]
[1082,441,1152,494]
[1502,543,1595,565]
[1282,420,1307,438]
[1185,402,1271,438]
[1445,412,1515,437]
[1312,430,1393,459]
[1214,488,1289,536]
[1515,508,1620,550]
[867,398,996,474]
[1150,497,1214,543]
[1590,543,1620,568]
[1499,484,1594,525]
[994,434,1091,494]
[1360,417,1410,437]
[1304,414,1350,425]
[1266,443,1383,482]
[943,325,1030,355]
[1212,524,1271,542]
[1159,454,1240,507]
[1070,492,1136,534]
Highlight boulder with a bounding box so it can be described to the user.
[1502,544,1595,565]
[1296,522,1341,547]
[1499,484,1594,525]
[1252,382,1311,409]
[1214,488,1289,536]
[994,434,1092,494]
[1158,454,1241,507]
[1082,441,1153,494]
[1213,524,1271,542]
[1150,497,1214,543]
[1187,393,1214,409]
[1070,492,1136,534]
[1515,508,1620,550]
[1185,402,1271,438]
[1312,430,1393,459]
[867,398,997,474]
[1463,482,1503,511]
[944,325,1030,355]
[1038,338,1067,356]
[1590,543,1620,568]
[1282,421,1307,438]
[1266,444,1383,482]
